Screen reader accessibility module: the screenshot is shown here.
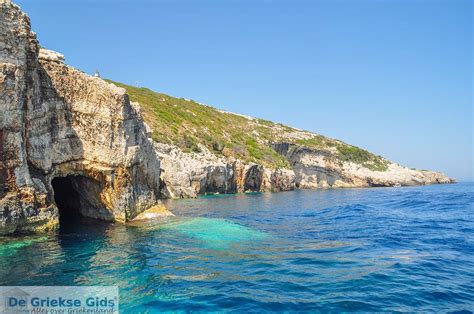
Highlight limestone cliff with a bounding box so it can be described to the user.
[154,137,451,199]
[155,143,295,198]
[112,82,453,198]
[0,1,161,234]
[272,143,454,188]
[0,0,454,236]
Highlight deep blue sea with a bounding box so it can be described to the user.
[1,183,473,312]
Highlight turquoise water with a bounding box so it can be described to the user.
[0,183,473,312]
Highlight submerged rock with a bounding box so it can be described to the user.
[160,217,268,250]
[0,1,161,234]
[131,204,174,221]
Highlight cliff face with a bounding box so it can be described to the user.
[155,138,451,199]
[112,81,453,198]
[0,1,161,234]
[272,143,454,188]
[155,143,295,198]
[0,1,454,234]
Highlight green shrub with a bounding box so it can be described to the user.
[105,79,385,171]
[336,144,388,171]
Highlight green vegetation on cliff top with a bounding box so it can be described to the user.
[108,80,388,171]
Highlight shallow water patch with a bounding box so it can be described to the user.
[160,217,268,250]
[0,235,48,257]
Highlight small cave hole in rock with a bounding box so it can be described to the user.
[52,175,111,231]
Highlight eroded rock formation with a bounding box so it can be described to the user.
[155,143,295,198]
[155,137,452,200]
[0,0,455,235]
[272,143,454,188]
[0,1,161,234]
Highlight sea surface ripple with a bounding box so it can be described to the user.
[0,183,473,312]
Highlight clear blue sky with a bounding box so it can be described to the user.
[17,0,472,181]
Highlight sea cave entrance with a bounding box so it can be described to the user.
[52,175,111,230]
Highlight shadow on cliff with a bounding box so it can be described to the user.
[121,94,161,202]
[27,63,109,230]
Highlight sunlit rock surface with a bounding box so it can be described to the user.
[272,143,454,188]
[0,1,161,234]
[0,0,454,235]
[155,143,295,198]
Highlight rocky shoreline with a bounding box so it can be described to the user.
[0,1,454,235]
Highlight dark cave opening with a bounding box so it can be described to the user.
[51,175,111,230]
[52,176,83,226]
